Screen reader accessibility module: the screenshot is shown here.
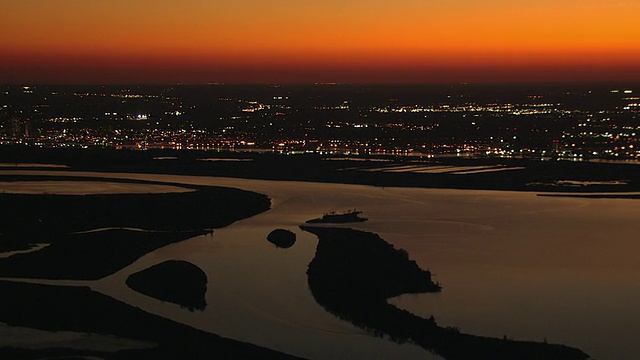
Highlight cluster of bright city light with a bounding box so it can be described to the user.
[1,85,639,161]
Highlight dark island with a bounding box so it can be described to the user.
[301,226,589,360]
[305,210,368,224]
[0,182,271,253]
[266,228,296,249]
[0,181,270,280]
[126,260,208,311]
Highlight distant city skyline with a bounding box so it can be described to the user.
[3,83,638,161]
[2,0,640,84]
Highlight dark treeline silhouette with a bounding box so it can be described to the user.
[301,226,589,360]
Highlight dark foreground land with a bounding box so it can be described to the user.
[302,226,589,360]
[0,182,270,279]
[0,281,301,360]
[0,181,270,251]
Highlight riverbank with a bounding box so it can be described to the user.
[2,146,640,193]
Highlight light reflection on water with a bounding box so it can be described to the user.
[87,180,437,360]
[3,170,640,360]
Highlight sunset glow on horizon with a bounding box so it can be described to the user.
[2,0,640,84]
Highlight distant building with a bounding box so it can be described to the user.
[9,117,23,139]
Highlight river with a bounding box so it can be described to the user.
[2,170,640,359]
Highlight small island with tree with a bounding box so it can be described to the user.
[266,228,297,249]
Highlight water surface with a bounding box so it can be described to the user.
[3,170,640,359]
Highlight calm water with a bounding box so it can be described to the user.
[4,170,640,359]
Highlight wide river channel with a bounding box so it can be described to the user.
[2,170,640,360]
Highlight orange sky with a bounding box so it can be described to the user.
[2,0,640,83]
